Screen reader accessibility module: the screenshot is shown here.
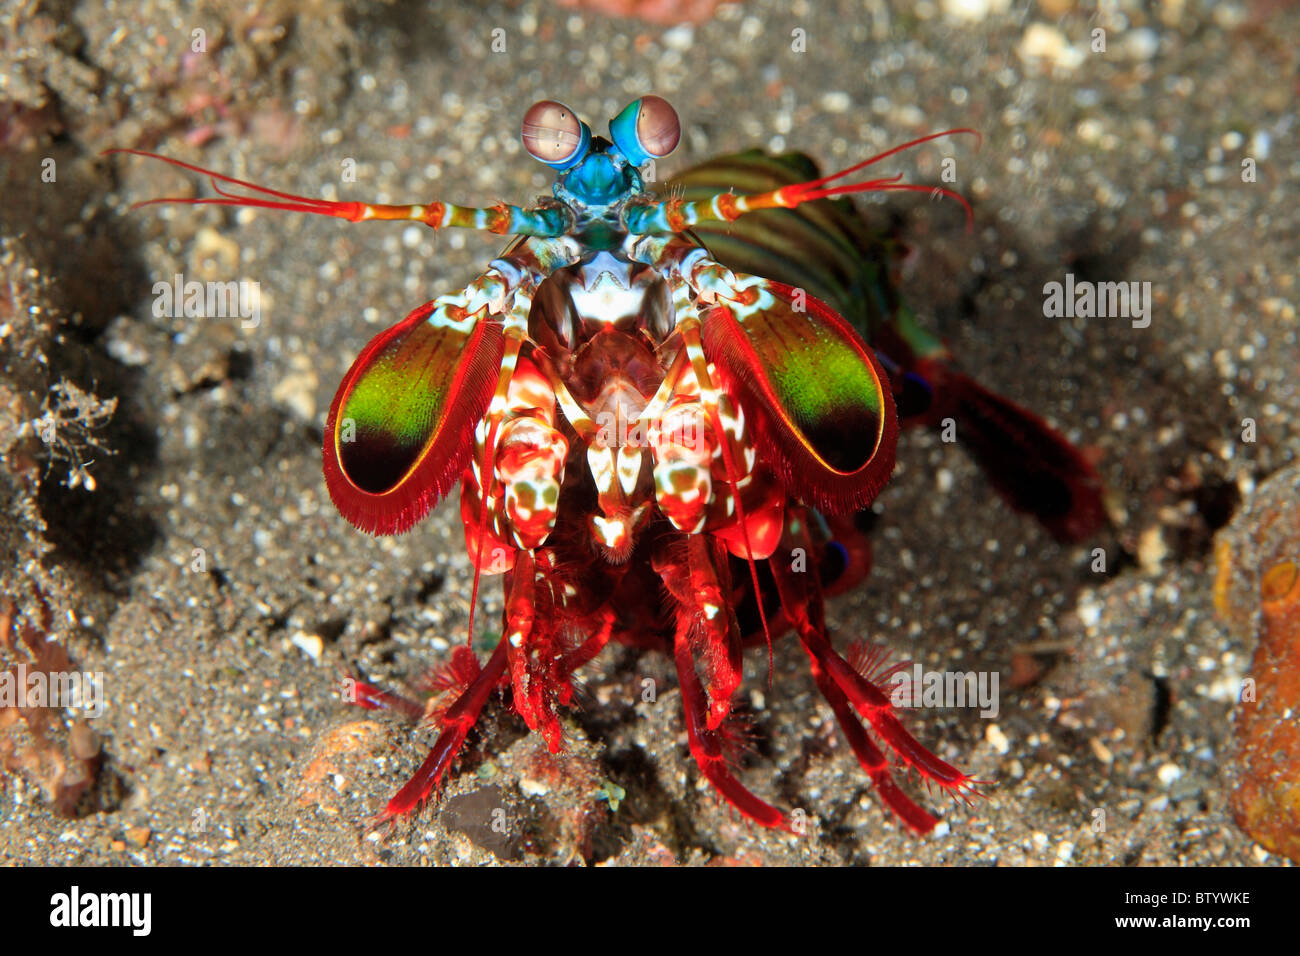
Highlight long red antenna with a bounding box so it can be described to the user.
[623,128,982,234]
[103,148,571,236]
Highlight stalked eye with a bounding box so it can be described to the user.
[521,100,591,170]
[609,95,681,167]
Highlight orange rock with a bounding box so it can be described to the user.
[296,719,388,810]
[1218,467,1300,861]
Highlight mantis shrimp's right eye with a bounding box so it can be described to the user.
[521,100,591,170]
[609,95,681,167]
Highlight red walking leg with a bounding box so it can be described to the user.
[378,638,509,820]
[502,550,566,751]
[655,535,744,730]
[672,627,787,830]
[769,511,978,833]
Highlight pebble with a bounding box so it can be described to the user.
[662,25,695,51]
[941,0,1010,23]
[1250,130,1270,160]
[986,723,1011,754]
[1124,28,1160,61]
[103,318,151,366]
[1137,525,1168,571]
[271,360,318,422]
[1018,24,1085,71]
[520,776,551,797]
[192,227,241,277]
[290,631,324,663]
[819,91,851,113]
[1077,594,1103,627]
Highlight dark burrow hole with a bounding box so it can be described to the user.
[1194,475,1240,533]
[1146,671,1173,741]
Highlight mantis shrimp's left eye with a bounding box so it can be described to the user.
[521,100,591,170]
[609,95,681,167]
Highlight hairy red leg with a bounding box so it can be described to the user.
[801,650,939,834]
[768,514,978,833]
[655,535,743,730]
[555,605,616,706]
[379,638,509,820]
[502,551,565,751]
[671,622,787,830]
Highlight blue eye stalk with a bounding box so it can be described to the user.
[520,96,682,227]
